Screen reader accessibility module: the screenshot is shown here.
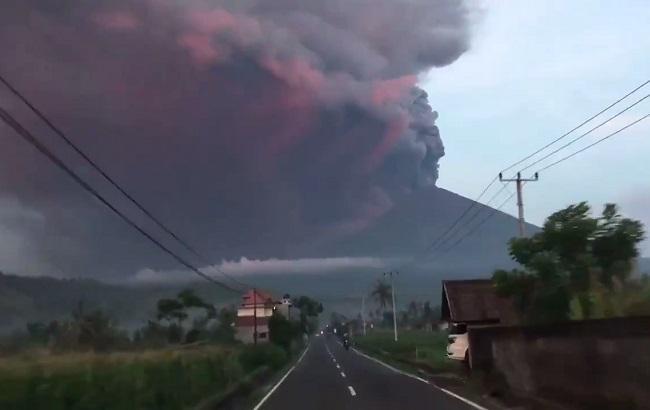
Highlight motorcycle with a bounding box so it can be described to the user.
[343,338,350,350]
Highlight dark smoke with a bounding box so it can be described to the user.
[0,0,472,278]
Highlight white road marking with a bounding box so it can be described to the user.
[336,364,340,369]
[435,387,490,410]
[352,348,428,384]
[253,366,295,410]
[351,348,488,410]
[340,372,346,378]
[347,386,357,397]
[253,344,310,410]
[332,358,336,363]
[296,345,309,365]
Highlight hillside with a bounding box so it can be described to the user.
[0,187,538,330]
[0,272,238,333]
[312,187,536,269]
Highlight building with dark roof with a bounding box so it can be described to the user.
[441,279,518,326]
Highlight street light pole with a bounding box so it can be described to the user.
[361,295,367,336]
[384,271,399,342]
[253,288,258,345]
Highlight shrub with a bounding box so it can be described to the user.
[0,347,243,410]
[238,344,287,372]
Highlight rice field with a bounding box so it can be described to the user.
[0,345,281,410]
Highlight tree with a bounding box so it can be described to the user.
[26,322,49,344]
[293,296,324,334]
[293,296,324,317]
[494,202,645,324]
[269,312,301,351]
[371,280,391,313]
[157,298,187,324]
[210,306,237,343]
[177,289,216,319]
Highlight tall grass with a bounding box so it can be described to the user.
[0,346,250,410]
[355,329,458,373]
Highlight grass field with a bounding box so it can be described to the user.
[354,329,460,374]
[0,344,287,410]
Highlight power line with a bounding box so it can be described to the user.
[429,182,509,254]
[440,191,516,254]
[421,175,499,254]
[501,80,649,174]
[537,113,649,173]
[414,81,649,266]
[0,105,241,293]
[518,93,649,173]
[0,73,250,291]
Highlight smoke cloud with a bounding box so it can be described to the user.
[132,256,392,284]
[0,0,472,279]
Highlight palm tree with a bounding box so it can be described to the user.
[371,279,392,313]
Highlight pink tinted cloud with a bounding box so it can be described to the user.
[371,75,417,106]
[189,9,237,34]
[364,112,409,172]
[326,187,394,237]
[179,8,261,67]
[93,11,140,31]
[261,56,325,91]
[177,33,229,66]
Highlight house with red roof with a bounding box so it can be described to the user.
[234,289,284,344]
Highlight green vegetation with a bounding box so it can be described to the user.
[292,295,324,335]
[0,344,290,410]
[268,313,302,352]
[0,289,320,409]
[355,329,458,374]
[494,202,649,324]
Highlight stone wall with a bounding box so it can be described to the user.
[468,317,650,409]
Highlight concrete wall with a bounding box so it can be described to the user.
[235,325,270,344]
[468,317,650,409]
[276,304,298,321]
[237,307,274,317]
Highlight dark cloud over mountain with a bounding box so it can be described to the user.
[0,0,473,279]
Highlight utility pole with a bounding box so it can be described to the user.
[361,295,367,336]
[253,288,258,345]
[499,172,539,237]
[384,271,399,342]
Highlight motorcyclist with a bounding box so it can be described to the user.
[343,332,350,350]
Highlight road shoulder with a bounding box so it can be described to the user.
[351,344,504,410]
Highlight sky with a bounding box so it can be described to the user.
[422,0,650,256]
[0,1,648,284]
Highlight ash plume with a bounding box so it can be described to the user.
[0,0,473,278]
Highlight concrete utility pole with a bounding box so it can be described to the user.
[361,295,367,336]
[499,172,539,237]
[384,271,399,342]
[253,288,258,345]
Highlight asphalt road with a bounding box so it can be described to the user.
[255,335,488,410]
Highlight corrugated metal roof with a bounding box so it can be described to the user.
[442,279,518,325]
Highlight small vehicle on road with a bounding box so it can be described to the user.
[446,323,469,362]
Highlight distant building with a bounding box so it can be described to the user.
[441,279,518,327]
[235,289,276,344]
[275,293,297,321]
[441,279,518,363]
[234,290,298,344]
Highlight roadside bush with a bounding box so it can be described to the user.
[268,312,302,352]
[238,344,287,372]
[0,347,243,410]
